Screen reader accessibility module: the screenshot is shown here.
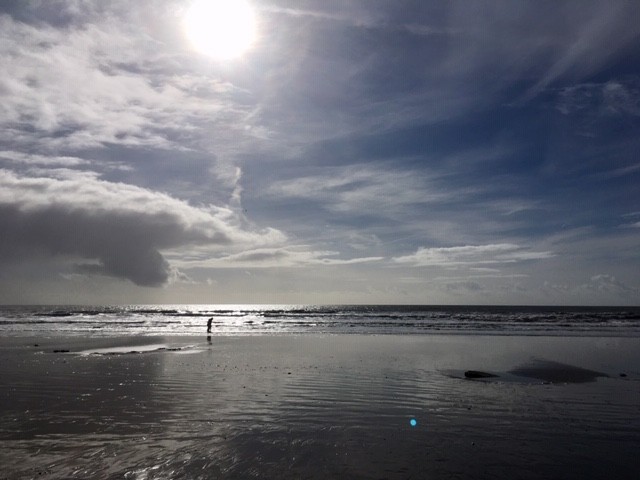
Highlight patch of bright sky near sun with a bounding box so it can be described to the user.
[184,0,256,60]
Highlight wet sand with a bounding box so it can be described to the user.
[1,335,639,479]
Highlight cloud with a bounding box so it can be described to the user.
[393,244,553,268]
[175,246,384,269]
[0,12,254,153]
[501,2,640,102]
[261,5,350,23]
[345,232,382,250]
[0,169,284,286]
[556,80,640,117]
[0,150,89,167]
[267,165,475,217]
[584,274,637,297]
[620,212,640,228]
[545,274,638,302]
[445,280,484,293]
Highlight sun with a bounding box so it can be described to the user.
[184,0,256,60]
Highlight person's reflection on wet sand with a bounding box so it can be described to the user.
[207,335,212,345]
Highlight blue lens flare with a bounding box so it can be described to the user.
[410,418,417,427]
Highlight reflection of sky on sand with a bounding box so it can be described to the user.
[1,335,639,478]
[77,343,202,356]
[77,343,173,355]
[0,339,167,477]
[131,336,640,478]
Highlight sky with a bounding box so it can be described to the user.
[0,0,639,305]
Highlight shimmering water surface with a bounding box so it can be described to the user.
[1,304,640,336]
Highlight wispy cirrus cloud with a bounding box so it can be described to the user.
[556,80,640,117]
[0,150,89,167]
[266,165,478,217]
[517,2,640,102]
[173,245,383,269]
[393,244,553,268]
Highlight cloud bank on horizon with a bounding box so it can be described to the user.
[0,0,638,305]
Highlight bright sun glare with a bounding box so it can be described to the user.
[184,0,256,60]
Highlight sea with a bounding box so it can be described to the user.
[1,304,639,337]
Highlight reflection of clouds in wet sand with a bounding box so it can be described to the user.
[1,335,639,478]
[0,338,169,478]
[128,336,640,478]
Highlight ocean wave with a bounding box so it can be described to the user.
[1,305,639,337]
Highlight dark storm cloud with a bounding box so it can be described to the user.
[0,170,284,286]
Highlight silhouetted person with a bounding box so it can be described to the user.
[207,317,213,333]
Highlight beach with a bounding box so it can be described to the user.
[1,334,639,479]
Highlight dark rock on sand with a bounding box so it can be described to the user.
[53,349,70,353]
[464,370,498,379]
[619,373,627,377]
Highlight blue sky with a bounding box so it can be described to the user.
[0,0,638,305]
